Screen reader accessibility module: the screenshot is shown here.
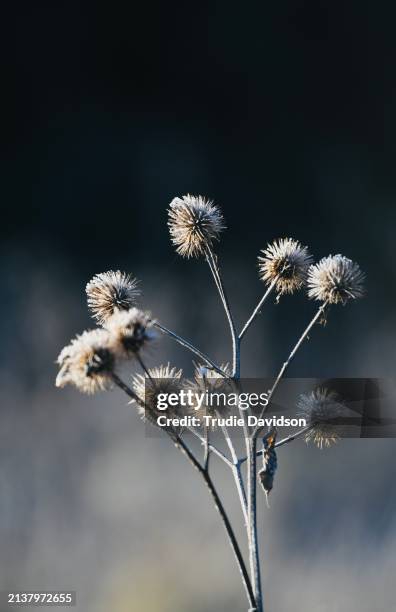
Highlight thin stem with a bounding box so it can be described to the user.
[205,246,227,301]
[252,302,328,438]
[111,372,141,403]
[220,425,248,525]
[136,353,154,384]
[231,381,253,576]
[186,428,233,467]
[238,425,313,466]
[233,379,252,441]
[274,425,312,448]
[220,424,239,464]
[205,246,240,378]
[203,422,210,470]
[206,247,251,564]
[233,464,248,525]
[239,279,277,341]
[174,436,257,611]
[153,321,227,378]
[200,372,248,525]
[112,373,256,610]
[268,303,327,404]
[247,437,263,612]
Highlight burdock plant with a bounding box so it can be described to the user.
[56,195,365,612]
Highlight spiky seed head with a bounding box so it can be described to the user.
[258,238,313,295]
[307,254,365,305]
[105,308,156,357]
[297,388,347,448]
[187,363,233,422]
[131,364,184,426]
[55,344,76,389]
[55,329,115,394]
[86,270,140,324]
[167,194,225,258]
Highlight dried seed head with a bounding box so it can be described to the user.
[55,344,76,390]
[187,364,233,422]
[297,388,347,448]
[258,429,278,505]
[258,238,313,295]
[168,194,225,258]
[307,255,365,305]
[86,270,140,324]
[105,308,156,357]
[131,364,184,425]
[55,329,115,394]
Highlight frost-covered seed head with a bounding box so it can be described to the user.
[307,255,365,305]
[131,364,184,426]
[168,194,225,258]
[105,308,156,357]
[86,270,140,324]
[258,238,313,295]
[297,388,347,448]
[55,329,115,394]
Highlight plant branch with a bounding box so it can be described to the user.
[153,321,227,378]
[239,279,277,341]
[252,302,328,438]
[203,422,210,470]
[186,427,233,467]
[220,425,248,525]
[205,246,240,378]
[111,372,141,403]
[274,425,312,448]
[247,437,263,612]
[267,302,327,404]
[135,352,154,383]
[173,435,257,610]
[112,373,256,610]
[238,425,312,466]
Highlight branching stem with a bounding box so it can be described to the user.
[220,425,248,524]
[186,426,233,467]
[114,254,328,612]
[174,436,257,610]
[112,372,256,611]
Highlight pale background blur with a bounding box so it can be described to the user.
[2,2,396,610]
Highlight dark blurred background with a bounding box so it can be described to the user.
[1,2,395,611]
